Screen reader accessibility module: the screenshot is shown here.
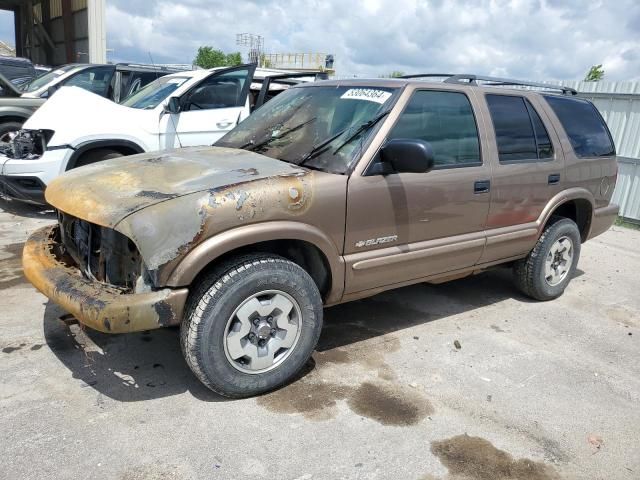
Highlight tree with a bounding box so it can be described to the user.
[194,46,243,68]
[225,52,242,66]
[585,64,604,82]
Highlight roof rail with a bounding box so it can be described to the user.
[399,73,455,79]
[443,74,577,95]
[400,73,577,95]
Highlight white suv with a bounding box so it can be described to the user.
[0,65,318,204]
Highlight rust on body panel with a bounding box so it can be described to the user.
[44,145,327,286]
[115,165,316,276]
[22,225,188,333]
[44,146,309,229]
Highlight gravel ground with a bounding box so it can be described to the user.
[1,197,638,480]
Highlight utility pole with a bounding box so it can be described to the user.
[236,33,263,65]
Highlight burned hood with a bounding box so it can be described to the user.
[45,146,308,228]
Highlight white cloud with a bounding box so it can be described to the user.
[1,0,638,80]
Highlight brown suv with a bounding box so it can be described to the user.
[22,74,619,397]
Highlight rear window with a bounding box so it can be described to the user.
[544,95,615,158]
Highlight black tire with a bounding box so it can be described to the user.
[180,254,323,398]
[0,121,23,143]
[73,149,122,169]
[514,217,581,301]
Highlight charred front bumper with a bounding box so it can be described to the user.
[23,225,188,333]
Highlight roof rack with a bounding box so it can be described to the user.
[401,73,577,95]
[399,73,455,79]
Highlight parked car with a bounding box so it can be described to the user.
[22,74,619,397]
[0,55,37,83]
[0,62,184,142]
[0,65,322,204]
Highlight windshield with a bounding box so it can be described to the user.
[216,85,400,174]
[20,64,78,93]
[121,76,189,109]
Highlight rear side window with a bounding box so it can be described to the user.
[486,94,554,163]
[387,90,481,168]
[544,95,615,158]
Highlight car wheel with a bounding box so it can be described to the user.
[180,254,323,398]
[73,149,122,169]
[0,121,23,144]
[514,217,581,301]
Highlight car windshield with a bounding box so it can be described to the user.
[216,85,400,174]
[20,64,78,93]
[121,76,190,109]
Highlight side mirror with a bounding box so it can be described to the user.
[46,85,58,98]
[163,97,181,114]
[376,138,435,174]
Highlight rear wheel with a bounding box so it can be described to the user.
[73,149,122,169]
[514,217,581,301]
[180,254,323,398]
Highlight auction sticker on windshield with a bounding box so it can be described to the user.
[341,88,392,104]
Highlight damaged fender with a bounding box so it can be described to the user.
[22,225,188,333]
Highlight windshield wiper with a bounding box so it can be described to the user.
[332,108,392,156]
[298,108,393,165]
[244,117,316,153]
[298,127,352,164]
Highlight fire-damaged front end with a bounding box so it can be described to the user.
[57,211,147,291]
[21,146,328,334]
[23,218,188,333]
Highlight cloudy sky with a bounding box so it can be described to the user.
[0,0,638,80]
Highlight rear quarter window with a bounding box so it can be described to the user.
[544,95,615,158]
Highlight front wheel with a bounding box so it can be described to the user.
[180,255,323,398]
[514,217,581,301]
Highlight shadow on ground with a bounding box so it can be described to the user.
[42,265,540,403]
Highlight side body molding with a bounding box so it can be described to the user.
[164,221,346,304]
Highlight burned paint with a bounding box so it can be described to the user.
[22,225,188,334]
[430,435,560,480]
[115,162,314,273]
[153,301,176,327]
[235,190,249,210]
[45,146,309,228]
[135,190,177,200]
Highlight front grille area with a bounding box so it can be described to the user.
[58,212,142,291]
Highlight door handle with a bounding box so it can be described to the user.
[548,173,561,185]
[474,180,491,194]
[216,120,234,129]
